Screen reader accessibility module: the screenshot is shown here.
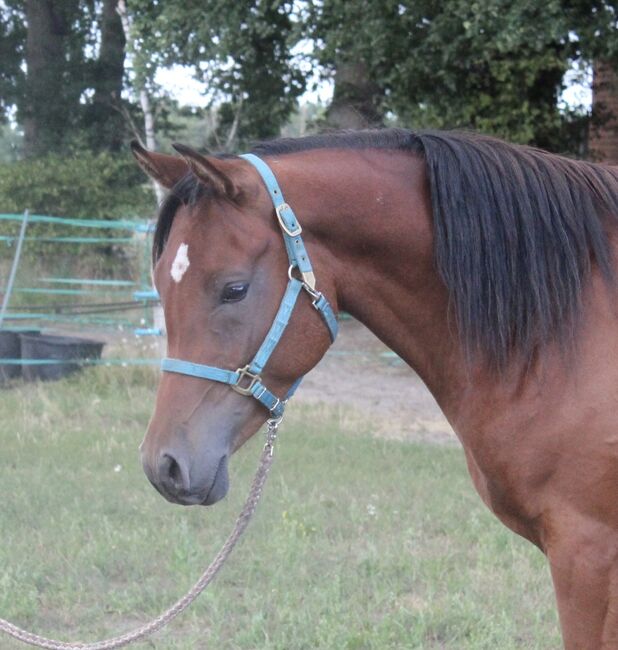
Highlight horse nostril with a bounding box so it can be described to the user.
[168,456,182,485]
[159,452,190,495]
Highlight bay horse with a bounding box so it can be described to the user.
[132,129,618,649]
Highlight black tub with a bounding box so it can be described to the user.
[0,329,40,384]
[20,333,105,382]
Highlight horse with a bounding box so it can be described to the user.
[132,128,618,649]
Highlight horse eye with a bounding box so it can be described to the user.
[221,282,249,303]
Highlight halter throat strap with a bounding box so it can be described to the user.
[160,153,338,419]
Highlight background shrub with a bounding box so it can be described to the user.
[0,152,156,293]
[0,151,155,220]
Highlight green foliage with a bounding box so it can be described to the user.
[6,0,132,157]
[3,0,618,159]
[0,1,25,124]
[130,0,305,148]
[0,124,23,163]
[310,0,618,154]
[0,152,154,278]
[0,151,154,219]
[565,0,618,64]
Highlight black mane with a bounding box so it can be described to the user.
[154,128,618,368]
[251,128,423,156]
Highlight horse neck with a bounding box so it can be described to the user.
[272,148,471,416]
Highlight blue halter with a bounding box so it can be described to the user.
[160,153,338,419]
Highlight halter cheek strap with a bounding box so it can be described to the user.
[160,153,338,419]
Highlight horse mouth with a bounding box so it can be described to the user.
[201,455,229,506]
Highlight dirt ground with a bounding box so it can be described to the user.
[295,318,457,445]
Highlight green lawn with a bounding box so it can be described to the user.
[0,367,560,649]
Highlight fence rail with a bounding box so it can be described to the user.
[0,210,160,336]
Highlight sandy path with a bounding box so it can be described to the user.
[295,319,457,445]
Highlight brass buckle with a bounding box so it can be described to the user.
[232,365,262,395]
[276,203,302,237]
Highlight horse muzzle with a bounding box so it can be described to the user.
[141,444,230,506]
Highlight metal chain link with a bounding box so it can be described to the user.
[0,419,281,650]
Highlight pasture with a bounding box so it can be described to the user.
[1,359,560,649]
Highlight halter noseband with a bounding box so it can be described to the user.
[160,153,338,419]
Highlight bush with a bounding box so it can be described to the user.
[0,151,155,220]
[0,152,157,292]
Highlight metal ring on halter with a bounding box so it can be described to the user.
[231,365,262,396]
[264,416,282,456]
[288,264,320,300]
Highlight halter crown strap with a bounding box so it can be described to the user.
[239,153,338,341]
[239,154,313,278]
[161,153,338,418]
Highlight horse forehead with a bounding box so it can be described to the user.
[157,199,273,285]
[171,200,250,244]
[156,221,248,286]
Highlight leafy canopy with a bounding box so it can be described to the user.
[310,0,618,153]
[129,0,305,147]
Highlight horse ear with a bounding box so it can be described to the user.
[130,140,188,189]
[171,143,239,200]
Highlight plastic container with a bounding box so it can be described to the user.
[19,333,105,382]
[0,329,39,384]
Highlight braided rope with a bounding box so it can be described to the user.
[0,423,279,649]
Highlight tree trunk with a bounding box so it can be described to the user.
[89,0,126,150]
[23,0,71,156]
[325,61,382,130]
[117,0,164,203]
[589,61,618,164]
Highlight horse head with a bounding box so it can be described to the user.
[132,142,337,506]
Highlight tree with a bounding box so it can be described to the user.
[0,1,25,125]
[590,62,618,163]
[324,61,382,129]
[129,0,306,149]
[83,0,126,151]
[117,0,163,201]
[21,0,86,156]
[12,0,129,156]
[4,0,618,160]
[310,0,618,155]
[573,1,618,163]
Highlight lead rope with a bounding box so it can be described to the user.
[0,418,281,650]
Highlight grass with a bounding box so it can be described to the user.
[0,367,561,649]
